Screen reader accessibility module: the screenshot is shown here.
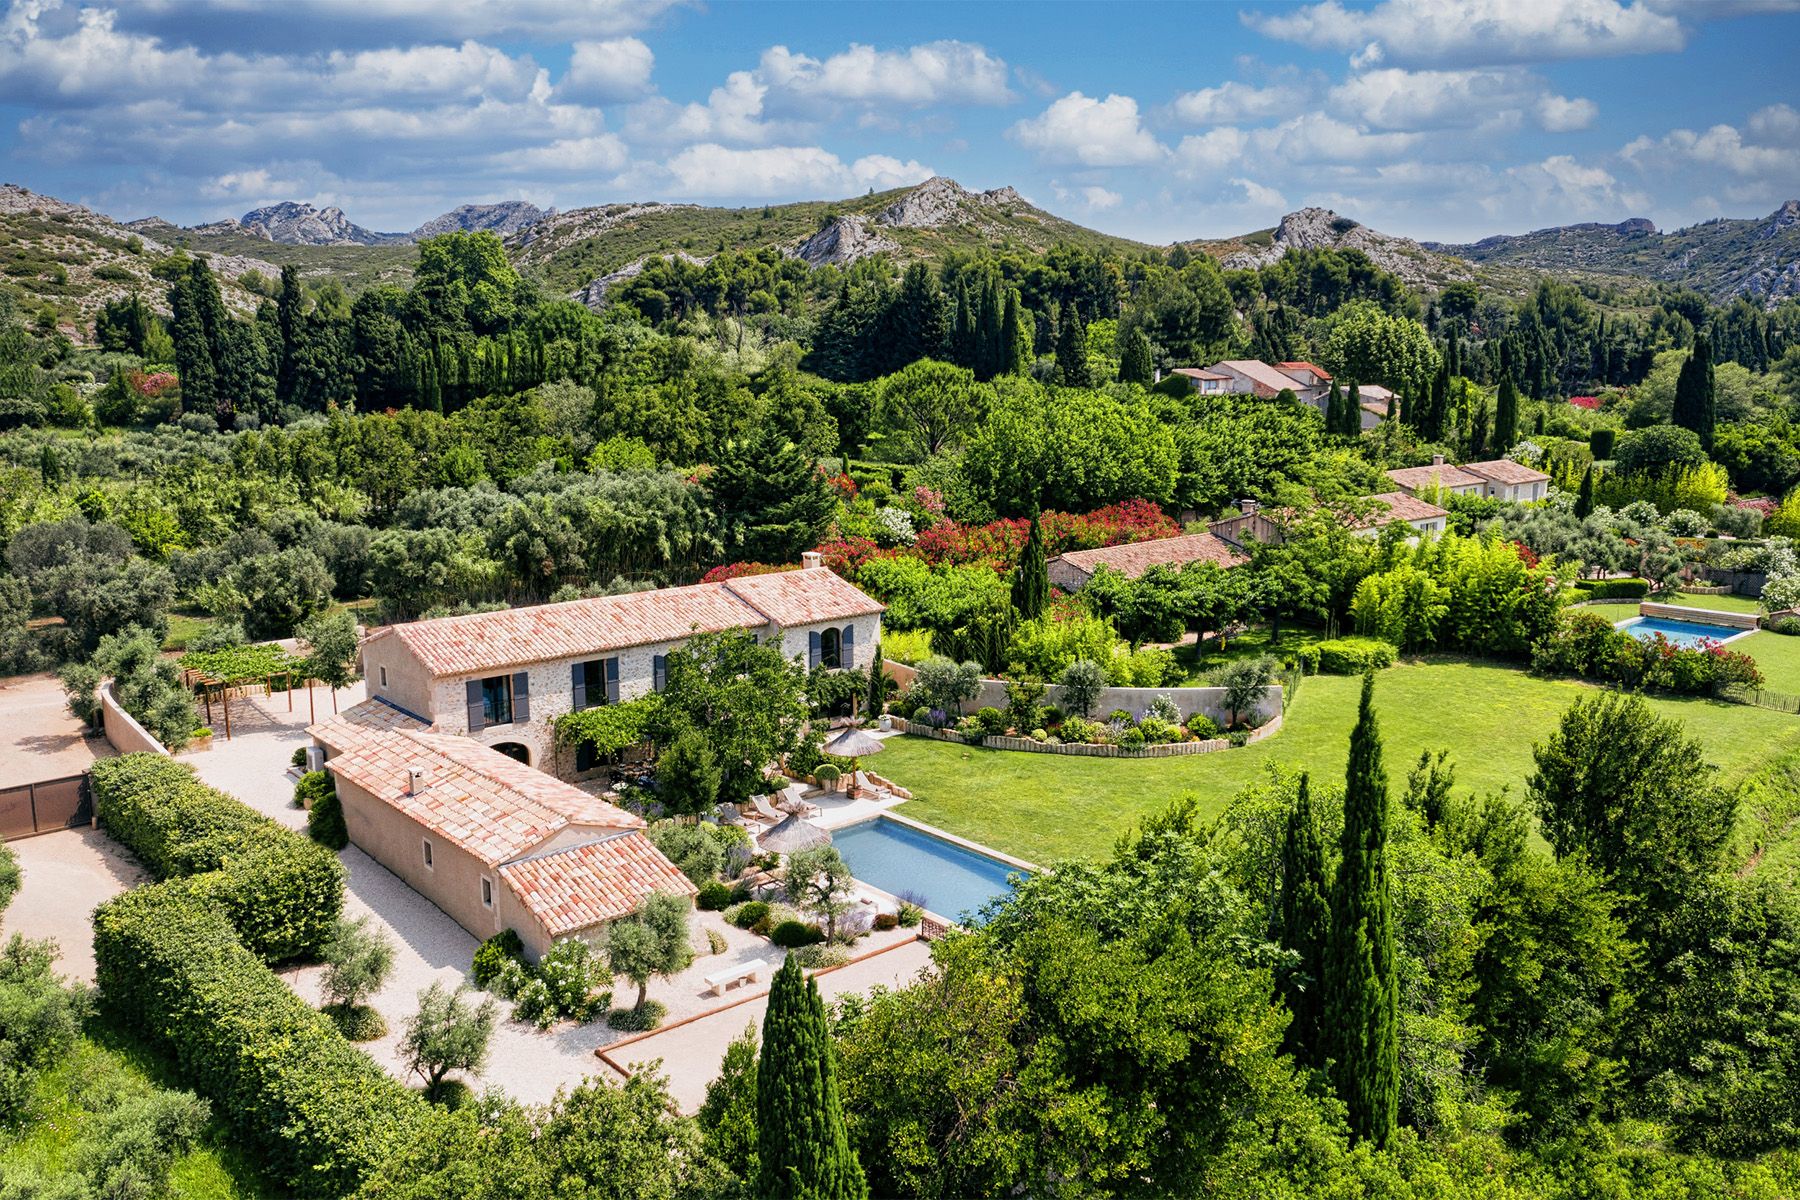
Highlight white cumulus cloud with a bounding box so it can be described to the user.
[661,143,931,198]
[759,40,1012,106]
[1009,92,1165,166]
[1170,81,1308,124]
[560,37,654,102]
[1537,94,1598,132]
[1248,0,1687,66]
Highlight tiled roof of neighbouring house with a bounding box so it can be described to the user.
[1463,458,1552,485]
[1171,367,1230,381]
[1385,462,1485,492]
[306,696,431,754]
[367,567,884,678]
[1051,532,1246,581]
[1355,492,1451,529]
[325,727,641,866]
[1277,361,1333,381]
[498,831,698,936]
[1210,359,1312,395]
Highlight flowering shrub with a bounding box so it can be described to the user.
[873,507,917,546]
[1568,395,1601,410]
[700,561,797,583]
[826,472,858,500]
[913,486,946,517]
[816,535,895,575]
[1532,609,1763,696]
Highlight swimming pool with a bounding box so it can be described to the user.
[830,816,1029,922]
[1615,615,1752,649]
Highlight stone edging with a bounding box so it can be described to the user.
[889,713,1283,758]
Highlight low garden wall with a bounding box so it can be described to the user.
[891,713,1284,758]
[99,680,171,757]
[884,660,1282,728]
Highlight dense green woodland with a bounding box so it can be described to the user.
[2,232,1800,1197]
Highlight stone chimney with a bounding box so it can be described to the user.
[407,765,426,795]
[1240,498,1259,515]
[801,550,823,570]
[1431,453,1445,466]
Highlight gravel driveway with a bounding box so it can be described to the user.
[1,828,147,982]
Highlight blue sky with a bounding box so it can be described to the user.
[1,0,1797,242]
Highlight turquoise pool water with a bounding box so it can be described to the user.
[1616,615,1750,650]
[831,817,1027,922]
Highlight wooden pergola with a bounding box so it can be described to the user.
[179,644,310,741]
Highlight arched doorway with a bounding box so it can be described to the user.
[491,742,531,765]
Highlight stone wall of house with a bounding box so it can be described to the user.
[335,774,507,946]
[362,635,437,724]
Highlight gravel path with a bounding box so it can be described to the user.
[1,827,147,982]
[0,671,111,787]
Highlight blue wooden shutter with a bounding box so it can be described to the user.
[512,671,530,723]
[465,680,485,731]
[652,655,666,693]
[605,657,620,704]
[841,623,855,668]
[808,630,821,669]
[570,662,587,711]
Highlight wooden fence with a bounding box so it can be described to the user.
[0,772,92,841]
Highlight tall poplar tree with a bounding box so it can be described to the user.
[1278,772,1331,1066]
[1494,374,1519,452]
[1010,514,1049,619]
[756,956,868,1200]
[1325,673,1399,1147]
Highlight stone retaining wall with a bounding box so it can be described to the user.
[891,713,1283,759]
[883,660,1281,728]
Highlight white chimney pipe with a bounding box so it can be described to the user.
[1431,453,1445,466]
[801,550,823,570]
[407,765,425,795]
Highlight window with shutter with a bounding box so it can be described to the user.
[604,657,620,704]
[819,626,842,669]
[653,655,666,693]
[465,679,485,731]
[512,672,531,723]
[478,675,513,726]
[808,629,822,669]
[841,623,856,668]
[571,662,587,711]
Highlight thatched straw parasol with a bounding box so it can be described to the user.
[759,812,831,854]
[822,727,886,759]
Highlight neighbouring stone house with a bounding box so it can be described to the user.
[309,711,695,961]
[1201,359,1329,405]
[1385,455,1551,504]
[356,555,884,774]
[1353,492,1451,538]
[1046,531,1246,593]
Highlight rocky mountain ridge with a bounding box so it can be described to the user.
[1207,206,1474,291]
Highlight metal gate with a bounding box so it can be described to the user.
[0,773,92,841]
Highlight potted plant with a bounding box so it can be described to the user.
[813,763,842,793]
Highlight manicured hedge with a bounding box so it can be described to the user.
[93,887,425,1197]
[1572,577,1651,600]
[1299,637,1398,675]
[91,753,344,960]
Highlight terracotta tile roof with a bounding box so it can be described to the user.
[1357,384,1395,403]
[1277,361,1333,381]
[1210,359,1309,395]
[326,728,641,866]
[1355,492,1450,530]
[1171,367,1230,381]
[1385,462,1484,492]
[1052,532,1246,581]
[499,832,697,936]
[722,567,885,627]
[1463,458,1551,485]
[382,568,882,678]
[307,696,430,754]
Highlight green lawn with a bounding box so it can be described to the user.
[0,1021,272,1197]
[880,656,1800,864]
[1172,626,1329,682]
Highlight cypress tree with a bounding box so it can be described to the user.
[1469,398,1489,459]
[1385,389,1397,423]
[1325,673,1399,1146]
[1011,514,1049,619]
[1494,374,1519,452]
[1445,325,1461,380]
[1347,381,1362,435]
[1055,304,1090,387]
[1325,380,1344,434]
[866,641,886,716]
[756,956,869,1200]
[1118,326,1154,386]
[976,276,1004,380]
[168,262,217,418]
[1277,772,1331,1066]
[1673,334,1715,451]
[1575,464,1595,518]
[1000,288,1029,376]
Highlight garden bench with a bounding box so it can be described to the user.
[705,957,767,997]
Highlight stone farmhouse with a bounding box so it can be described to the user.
[1047,531,1246,592]
[1385,454,1551,504]
[356,553,884,774]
